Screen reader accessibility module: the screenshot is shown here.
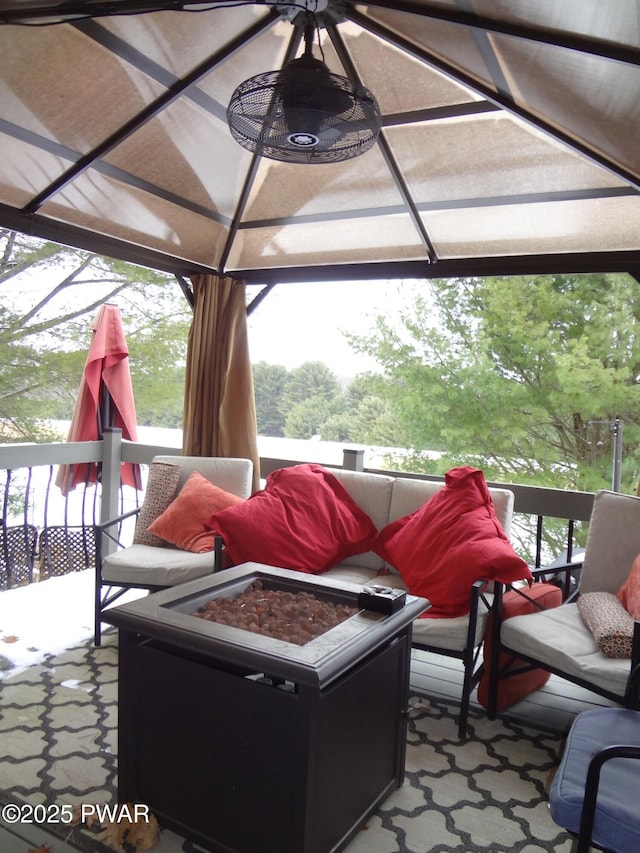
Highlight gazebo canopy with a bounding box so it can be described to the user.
[1,0,639,283]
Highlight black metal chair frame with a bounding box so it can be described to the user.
[413,577,496,739]
[94,507,150,646]
[487,562,640,718]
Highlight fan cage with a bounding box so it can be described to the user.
[227,69,381,164]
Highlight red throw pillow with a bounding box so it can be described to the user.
[205,463,378,574]
[477,582,562,711]
[373,466,531,618]
[147,470,244,554]
[617,553,640,619]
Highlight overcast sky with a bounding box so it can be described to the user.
[11,261,417,379]
[246,279,414,378]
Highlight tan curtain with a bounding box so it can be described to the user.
[183,275,260,491]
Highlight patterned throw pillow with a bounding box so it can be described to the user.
[577,591,634,658]
[133,461,181,547]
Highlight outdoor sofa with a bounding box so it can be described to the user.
[98,456,528,736]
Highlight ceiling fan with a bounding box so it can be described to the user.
[226,3,381,164]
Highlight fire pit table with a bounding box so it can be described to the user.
[105,563,429,853]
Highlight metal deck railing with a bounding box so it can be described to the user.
[0,429,596,590]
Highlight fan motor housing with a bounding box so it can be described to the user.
[227,55,381,163]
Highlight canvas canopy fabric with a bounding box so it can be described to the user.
[0,0,638,284]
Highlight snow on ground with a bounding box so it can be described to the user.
[0,570,143,678]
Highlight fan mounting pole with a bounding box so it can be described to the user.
[275,0,329,22]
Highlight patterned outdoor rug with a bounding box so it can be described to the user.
[0,633,573,853]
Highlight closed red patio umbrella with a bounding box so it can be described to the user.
[57,304,140,495]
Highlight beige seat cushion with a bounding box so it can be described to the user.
[323,563,491,651]
[322,564,381,587]
[412,595,493,650]
[501,602,633,697]
[102,544,216,587]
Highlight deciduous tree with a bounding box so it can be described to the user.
[348,274,640,493]
[0,230,191,440]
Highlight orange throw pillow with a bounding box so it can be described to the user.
[617,553,640,619]
[147,470,244,553]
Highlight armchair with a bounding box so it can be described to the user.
[549,667,640,852]
[94,455,253,645]
[487,490,640,719]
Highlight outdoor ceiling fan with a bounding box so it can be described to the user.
[226,2,381,164]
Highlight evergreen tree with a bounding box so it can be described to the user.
[284,361,342,407]
[252,362,289,436]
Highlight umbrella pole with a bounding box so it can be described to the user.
[98,379,114,439]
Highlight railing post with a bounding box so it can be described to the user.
[343,448,365,472]
[100,428,122,555]
[612,417,623,492]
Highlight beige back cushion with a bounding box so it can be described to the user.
[580,490,640,594]
[330,469,395,570]
[153,455,254,500]
[330,469,515,573]
[388,477,515,536]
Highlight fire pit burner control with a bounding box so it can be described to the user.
[358,585,407,614]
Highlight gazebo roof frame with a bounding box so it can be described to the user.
[0,0,639,283]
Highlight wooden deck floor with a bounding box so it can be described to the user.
[0,571,617,740]
[410,648,616,735]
